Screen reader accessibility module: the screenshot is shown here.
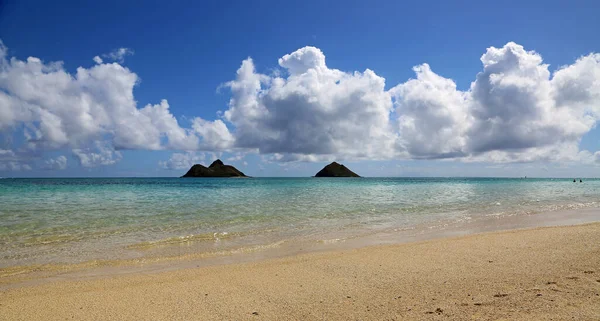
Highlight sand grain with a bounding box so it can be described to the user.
[1,223,599,320]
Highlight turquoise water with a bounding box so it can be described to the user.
[1,177,599,267]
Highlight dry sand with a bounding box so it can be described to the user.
[1,223,599,320]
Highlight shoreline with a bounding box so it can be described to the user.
[1,222,599,320]
[2,207,600,289]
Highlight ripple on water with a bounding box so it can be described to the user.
[1,177,600,267]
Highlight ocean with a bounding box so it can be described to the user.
[1,177,599,268]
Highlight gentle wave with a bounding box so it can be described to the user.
[1,177,600,267]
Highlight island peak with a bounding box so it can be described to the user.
[314,162,360,177]
[181,159,247,178]
[209,159,224,167]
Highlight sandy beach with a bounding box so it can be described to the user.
[1,222,599,320]
[2,1,599,319]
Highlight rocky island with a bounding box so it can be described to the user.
[181,159,248,178]
[314,162,360,177]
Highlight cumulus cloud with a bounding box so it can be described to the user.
[207,46,397,160]
[226,152,246,162]
[0,40,203,171]
[466,43,597,153]
[390,63,469,159]
[2,39,600,172]
[43,155,67,170]
[463,143,593,164]
[159,152,206,170]
[391,42,600,163]
[197,42,600,163]
[191,118,234,150]
[102,48,134,63]
[0,149,36,171]
[0,161,31,171]
[73,143,122,167]
[264,153,337,163]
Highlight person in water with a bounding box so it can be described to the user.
[574,179,576,182]
[580,179,583,183]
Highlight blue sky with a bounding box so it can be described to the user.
[1,0,600,177]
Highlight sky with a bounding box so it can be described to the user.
[1,0,600,177]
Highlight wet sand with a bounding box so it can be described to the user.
[1,222,599,320]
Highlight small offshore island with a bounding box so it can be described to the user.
[181,159,248,178]
[315,162,360,177]
[181,160,360,178]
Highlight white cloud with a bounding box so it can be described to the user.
[159,152,206,170]
[390,63,469,159]
[390,42,600,163]
[0,162,31,171]
[207,46,397,160]
[102,48,134,63]
[264,153,337,163]
[463,142,592,164]
[226,152,245,162]
[2,39,600,171]
[73,143,122,167]
[0,148,32,171]
[191,118,234,150]
[466,43,596,153]
[208,43,600,163]
[43,155,67,170]
[0,149,15,157]
[0,40,199,170]
[0,148,35,171]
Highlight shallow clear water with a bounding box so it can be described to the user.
[1,177,599,267]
